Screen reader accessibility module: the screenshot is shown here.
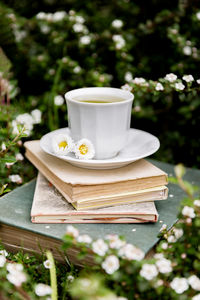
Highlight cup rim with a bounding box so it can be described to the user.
[64,87,134,106]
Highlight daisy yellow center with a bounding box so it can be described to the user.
[79,144,88,155]
[58,141,68,149]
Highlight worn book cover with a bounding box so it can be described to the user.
[24,140,168,204]
[31,173,159,223]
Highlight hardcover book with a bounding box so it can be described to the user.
[24,141,168,208]
[31,173,159,223]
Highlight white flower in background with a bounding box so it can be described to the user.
[0,255,6,267]
[74,138,95,160]
[52,11,67,22]
[156,258,172,274]
[7,263,23,273]
[121,84,132,91]
[6,162,15,168]
[0,250,8,257]
[182,75,194,82]
[194,199,200,207]
[183,46,192,56]
[80,35,91,45]
[159,224,167,232]
[192,294,200,300]
[112,34,125,49]
[173,228,183,239]
[31,109,42,124]
[66,225,79,238]
[16,113,34,125]
[73,23,85,32]
[105,234,125,249]
[35,283,52,297]
[188,275,200,291]
[36,12,46,20]
[92,239,108,256]
[67,275,74,282]
[9,174,22,184]
[197,79,200,84]
[1,142,6,151]
[112,19,123,28]
[7,271,27,287]
[73,66,81,73]
[124,72,133,82]
[49,68,55,75]
[164,73,177,82]
[16,153,24,161]
[132,77,146,85]
[52,134,74,156]
[140,264,158,281]
[77,234,92,244]
[54,95,64,106]
[155,82,164,91]
[161,242,168,250]
[196,12,200,20]
[119,243,144,261]
[154,253,164,260]
[175,82,185,91]
[43,259,52,269]
[170,277,189,294]
[76,15,85,24]
[167,235,177,243]
[102,255,120,274]
[182,206,195,218]
[40,25,50,34]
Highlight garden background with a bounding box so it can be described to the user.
[0,0,200,299]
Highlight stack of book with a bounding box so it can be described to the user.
[24,140,168,223]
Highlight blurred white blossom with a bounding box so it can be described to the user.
[9,174,22,184]
[140,264,158,280]
[155,258,172,274]
[124,72,133,82]
[170,277,189,294]
[35,283,52,296]
[194,199,200,207]
[80,35,91,45]
[188,275,200,291]
[92,239,108,256]
[0,255,6,267]
[31,109,42,124]
[66,225,79,238]
[119,243,144,261]
[165,73,177,82]
[43,259,52,269]
[183,46,192,56]
[182,75,194,82]
[155,82,164,91]
[54,95,64,106]
[112,19,123,28]
[175,82,185,91]
[196,12,200,20]
[182,206,195,218]
[77,234,92,244]
[112,35,125,49]
[102,255,120,274]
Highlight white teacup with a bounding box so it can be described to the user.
[65,87,134,159]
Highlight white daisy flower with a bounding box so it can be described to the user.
[74,138,95,160]
[170,277,189,294]
[140,263,158,281]
[102,255,120,274]
[52,134,74,156]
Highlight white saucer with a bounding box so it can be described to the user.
[40,127,160,169]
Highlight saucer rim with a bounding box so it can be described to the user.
[40,127,160,166]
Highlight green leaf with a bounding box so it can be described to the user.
[0,156,16,163]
